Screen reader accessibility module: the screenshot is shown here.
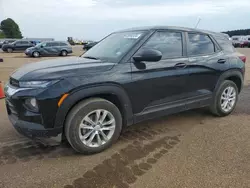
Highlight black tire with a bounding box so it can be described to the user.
[7,48,13,53]
[61,50,68,56]
[65,98,122,154]
[32,51,40,58]
[210,80,238,117]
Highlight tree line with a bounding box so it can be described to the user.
[0,18,23,39]
[223,29,250,37]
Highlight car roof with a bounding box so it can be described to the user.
[46,41,67,43]
[115,26,221,36]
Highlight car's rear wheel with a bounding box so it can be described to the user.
[32,51,40,58]
[65,98,122,154]
[7,48,13,53]
[210,80,238,117]
[61,50,68,56]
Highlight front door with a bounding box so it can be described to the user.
[40,42,58,55]
[130,30,190,122]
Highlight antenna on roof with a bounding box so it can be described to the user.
[195,17,201,28]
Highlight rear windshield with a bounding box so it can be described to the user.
[214,35,235,53]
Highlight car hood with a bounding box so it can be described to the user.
[26,46,36,51]
[11,57,115,81]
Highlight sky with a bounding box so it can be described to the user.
[0,0,250,40]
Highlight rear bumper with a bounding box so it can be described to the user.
[8,114,63,144]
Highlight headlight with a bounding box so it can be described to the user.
[24,98,39,112]
[19,80,59,88]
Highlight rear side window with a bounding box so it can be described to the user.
[214,35,235,53]
[142,31,183,59]
[188,33,215,56]
[60,42,68,46]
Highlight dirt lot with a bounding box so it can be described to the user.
[0,47,250,188]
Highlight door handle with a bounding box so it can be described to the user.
[175,63,187,68]
[217,59,226,64]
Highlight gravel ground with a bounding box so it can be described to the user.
[0,47,250,188]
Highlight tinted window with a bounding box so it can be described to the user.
[46,42,55,47]
[188,33,215,56]
[142,31,183,59]
[52,42,60,46]
[15,41,22,45]
[60,42,68,46]
[214,35,235,53]
[21,41,29,44]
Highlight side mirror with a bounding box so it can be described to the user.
[133,49,162,62]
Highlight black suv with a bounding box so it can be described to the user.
[2,40,34,53]
[4,26,245,154]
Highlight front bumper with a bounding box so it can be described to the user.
[4,82,66,144]
[25,50,32,56]
[8,113,62,144]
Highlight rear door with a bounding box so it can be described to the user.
[130,30,190,120]
[186,32,226,107]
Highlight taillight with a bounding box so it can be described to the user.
[239,56,246,63]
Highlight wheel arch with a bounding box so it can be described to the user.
[215,69,244,93]
[54,84,134,129]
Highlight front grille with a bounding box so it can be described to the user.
[9,77,19,87]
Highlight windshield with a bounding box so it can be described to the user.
[35,42,45,47]
[82,31,146,62]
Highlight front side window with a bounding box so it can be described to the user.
[46,43,54,47]
[15,41,22,45]
[21,41,29,44]
[82,31,146,62]
[141,31,183,59]
[188,33,215,56]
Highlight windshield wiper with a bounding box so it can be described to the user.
[83,56,100,60]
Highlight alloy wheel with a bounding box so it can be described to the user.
[220,86,236,112]
[78,109,116,148]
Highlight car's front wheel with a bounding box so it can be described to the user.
[210,80,238,117]
[65,98,122,154]
[32,51,40,58]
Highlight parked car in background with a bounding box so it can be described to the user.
[232,36,248,47]
[83,41,98,51]
[25,41,73,57]
[0,39,16,48]
[4,26,245,154]
[246,35,250,47]
[2,40,34,53]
